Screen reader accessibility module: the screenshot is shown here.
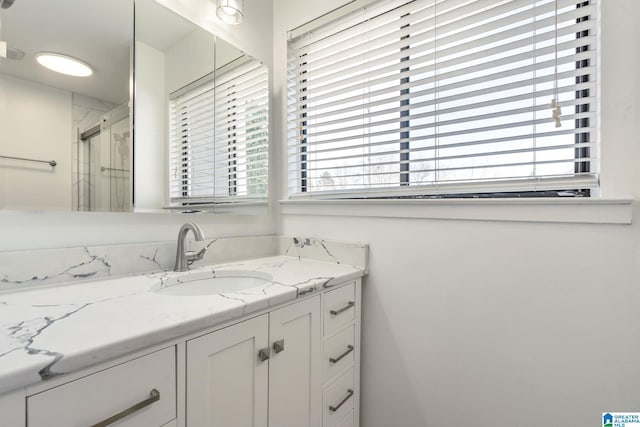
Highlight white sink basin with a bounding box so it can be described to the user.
[155,271,272,296]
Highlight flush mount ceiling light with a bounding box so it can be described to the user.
[35,52,93,77]
[216,0,243,25]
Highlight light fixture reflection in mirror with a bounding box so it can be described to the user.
[35,52,93,77]
[216,0,243,24]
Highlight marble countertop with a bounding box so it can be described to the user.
[0,256,364,395]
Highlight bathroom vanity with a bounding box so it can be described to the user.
[0,236,367,427]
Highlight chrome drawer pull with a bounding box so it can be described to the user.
[91,388,160,427]
[330,301,355,316]
[258,347,271,362]
[329,389,354,412]
[273,339,285,354]
[329,345,354,364]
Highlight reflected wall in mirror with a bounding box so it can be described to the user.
[136,0,269,214]
[0,0,269,214]
[0,0,133,212]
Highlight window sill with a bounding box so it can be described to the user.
[160,201,268,215]
[279,198,633,224]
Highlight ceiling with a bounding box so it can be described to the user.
[0,0,199,105]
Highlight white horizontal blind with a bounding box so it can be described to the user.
[214,59,269,202]
[287,0,598,198]
[169,57,269,205]
[169,75,215,203]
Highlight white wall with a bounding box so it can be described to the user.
[135,41,167,210]
[283,213,640,426]
[215,37,243,70]
[155,0,272,65]
[165,28,214,94]
[136,24,215,211]
[0,0,275,251]
[0,75,72,211]
[274,0,640,426]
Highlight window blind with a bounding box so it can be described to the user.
[287,0,598,198]
[169,57,269,205]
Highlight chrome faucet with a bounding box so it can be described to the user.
[174,223,206,272]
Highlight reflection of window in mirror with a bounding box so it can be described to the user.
[168,53,269,209]
[134,0,213,212]
[0,0,132,212]
[135,0,268,213]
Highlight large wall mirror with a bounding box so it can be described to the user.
[0,0,268,214]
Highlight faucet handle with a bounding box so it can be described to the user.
[186,248,207,266]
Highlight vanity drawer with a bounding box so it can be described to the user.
[27,346,176,427]
[323,368,354,427]
[324,282,356,337]
[323,325,355,384]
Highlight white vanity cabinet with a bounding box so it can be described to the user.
[268,296,322,427]
[0,389,26,426]
[322,282,361,427]
[0,279,362,427]
[185,280,361,427]
[186,313,270,426]
[26,346,177,427]
[186,295,322,427]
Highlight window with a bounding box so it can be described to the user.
[287,0,597,198]
[169,57,269,206]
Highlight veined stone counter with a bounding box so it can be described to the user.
[0,236,367,396]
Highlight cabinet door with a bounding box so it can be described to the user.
[269,296,322,427]
[186,314,269,427]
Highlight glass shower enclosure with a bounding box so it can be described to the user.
[75,103,131,212]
